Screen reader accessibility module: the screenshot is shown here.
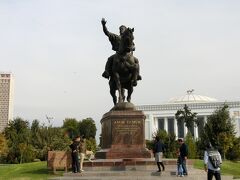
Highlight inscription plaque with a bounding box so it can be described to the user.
[112,119,143,145]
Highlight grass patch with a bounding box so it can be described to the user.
[193,159,240,179]
[0,161,63,180]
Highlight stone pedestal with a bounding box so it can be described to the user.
[96,102,151,159]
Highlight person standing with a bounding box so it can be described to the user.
[154,136,165,172]
[69,136,80,173]
[176,148,184,177]
[79,135,87,172]
[178,138,188,175]
[204,142,222,180]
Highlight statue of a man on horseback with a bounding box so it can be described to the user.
[101,18,142,105]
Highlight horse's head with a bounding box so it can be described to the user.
[120,27,135,53]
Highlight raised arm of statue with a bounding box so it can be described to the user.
[101,18,110,37]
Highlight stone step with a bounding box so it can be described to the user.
[82,164,193,171]
[83,158,193,168]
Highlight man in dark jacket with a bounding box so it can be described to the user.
[178,138,188,175]
[69,136,80,173]
[154,136,165,172]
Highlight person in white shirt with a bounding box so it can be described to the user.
[204,142,222,180]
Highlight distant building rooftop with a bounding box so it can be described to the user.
[167,90,217,104]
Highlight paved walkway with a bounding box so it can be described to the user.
[49,167,233,180]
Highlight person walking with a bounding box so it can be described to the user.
[69,136,80,173]
[154,136,165,172]
[204,142,222,180]
[178,138,188,175]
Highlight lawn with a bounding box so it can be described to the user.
[194,159,240,179]
[0,161,61,180]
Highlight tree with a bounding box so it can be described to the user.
[152,129,168,143]
[185,132,197,159]
[226,137,240,160]
[48,127,71,151]
[175,104,198,136]
[79,118,97,139]
[0,133,8,162]
[31,119,42,149]
[200,105,235,159]
[19,143,27,164]
[4,117,32,163]
[63,118,79,139]
[31,124,71,161]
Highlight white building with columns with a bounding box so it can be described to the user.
[136,91,240,140]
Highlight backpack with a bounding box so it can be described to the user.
[208,150,221,169]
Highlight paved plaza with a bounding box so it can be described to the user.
[49,166,233,180]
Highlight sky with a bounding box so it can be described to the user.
[1,0,240,140]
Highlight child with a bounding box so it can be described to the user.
[177,149,184,177]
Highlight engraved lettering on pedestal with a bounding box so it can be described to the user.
[112,120,143,145]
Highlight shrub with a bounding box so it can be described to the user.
[226,137,240,160]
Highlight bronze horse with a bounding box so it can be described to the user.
[109,28,139,105]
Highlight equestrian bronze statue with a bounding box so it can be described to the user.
[101,18,141,105]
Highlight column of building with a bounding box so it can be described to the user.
[174,118,178,138]
[164,117,168,133]
[194,123,198,139]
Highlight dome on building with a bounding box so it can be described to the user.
[167,90,218,104]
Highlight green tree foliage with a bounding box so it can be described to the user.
[30,120,45,150]
[48,127,71,151]
[86,137,97,153]
[63,118,79,139]
[175,104,198,135]
[165,133,178,158]
[79,118,97,139]
[2,118,72,163]
[33,126,71,160]
[4,117,32,163]
[18,143,35,164]
[200,105,235,159]
[0,133,8,162]
[153,129,168,143]
[30,121,50,161]
[185,132,197,159]
[2,116,96,164]
[226,137,240,160]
